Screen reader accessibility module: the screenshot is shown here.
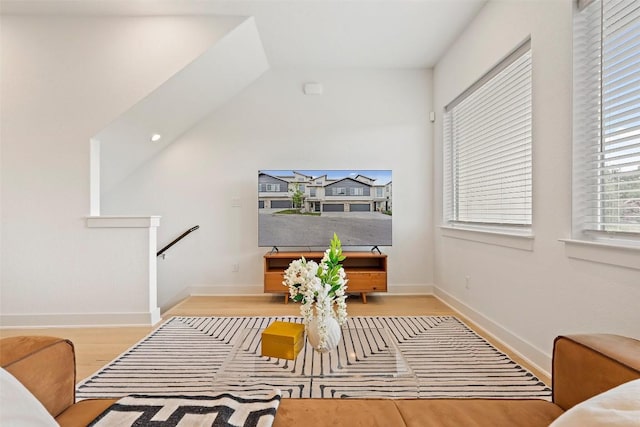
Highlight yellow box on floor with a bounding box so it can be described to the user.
[261,321,305,360]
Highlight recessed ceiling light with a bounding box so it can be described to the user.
[151,134,162,142]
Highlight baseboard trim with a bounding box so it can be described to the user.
[160,287,197,314]
[387,284,434,294]
[0,310,162,328]
[433,286,551,378]
[184,283,434,299]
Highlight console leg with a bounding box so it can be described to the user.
[361,292,367,304]
[284,294,288,304]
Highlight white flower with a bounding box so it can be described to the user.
[283,233,349,347]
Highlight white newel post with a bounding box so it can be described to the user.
[147,221,160,324]
[87,216,162,326]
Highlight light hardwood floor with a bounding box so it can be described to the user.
[0,295,550,384]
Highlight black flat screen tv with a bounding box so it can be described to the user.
[258,169,392,248]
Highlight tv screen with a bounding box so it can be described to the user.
[258,170,392,248]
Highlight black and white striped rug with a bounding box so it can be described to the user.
[77,316,551,400]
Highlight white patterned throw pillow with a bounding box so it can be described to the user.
[88,390,282,427]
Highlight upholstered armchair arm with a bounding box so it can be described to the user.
[0,336,76,418]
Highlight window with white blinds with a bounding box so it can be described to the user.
[574,0,640,237]
[443,40,532,228]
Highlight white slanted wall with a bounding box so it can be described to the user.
[0,15,267,327]
[97,17,270,196]
[432,1,640,375]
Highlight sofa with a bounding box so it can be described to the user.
[1,334,639,426]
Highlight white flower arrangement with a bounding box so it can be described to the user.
[283,233,348,350]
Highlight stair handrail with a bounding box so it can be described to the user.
[157,225,199,257]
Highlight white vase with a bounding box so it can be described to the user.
[306,315,341,353]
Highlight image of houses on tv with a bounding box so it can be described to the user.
[258,170,392,214]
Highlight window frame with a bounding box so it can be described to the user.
[349,187,364,196]
[442,38,533,235]
[572,0,640,247]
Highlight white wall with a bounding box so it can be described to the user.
[0,15,243,325]
[433,0,640,373]
[102,68,435,310]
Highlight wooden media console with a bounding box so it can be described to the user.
[264,251,387,303]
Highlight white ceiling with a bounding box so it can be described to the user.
[1,0,487,68]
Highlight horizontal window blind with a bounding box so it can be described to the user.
[574,0,640,235]
[443,40,532,226]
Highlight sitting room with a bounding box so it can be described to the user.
[1,0,639,426]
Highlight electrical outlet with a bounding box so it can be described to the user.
[465,276,470,289]
[232,263,240,272]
